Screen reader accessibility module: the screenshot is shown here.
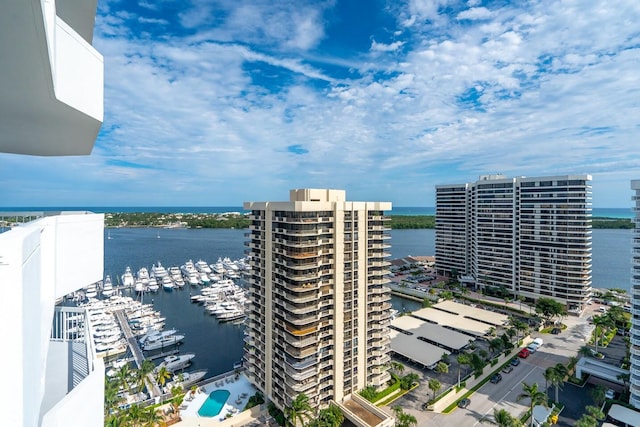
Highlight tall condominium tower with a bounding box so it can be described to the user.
[630,179,640,408]
[436,174,592,310]
[243,189,393,414]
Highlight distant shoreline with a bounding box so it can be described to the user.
[94,212,635,230]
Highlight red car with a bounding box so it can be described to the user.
[518,348,530,358]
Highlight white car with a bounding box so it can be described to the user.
[605,389,615,400]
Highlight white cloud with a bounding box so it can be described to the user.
[370,40,405,52]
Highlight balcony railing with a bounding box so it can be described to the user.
[50,306,96,391]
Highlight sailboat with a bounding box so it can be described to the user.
[107,230,112,240]
[156,230,160,239]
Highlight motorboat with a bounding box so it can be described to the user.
[142,334,184,351]
[195,259,212,274]
[156,353,196,372]
[161,276,175,291]
[102,275,115,297]
[134,279,146,293]
[85,282,98,299]
[139,328,178,346]
[174,276,186,288]
[165,369,207,390]
[186,272,200,286]
[152,262,168,279]
[180,260,197,276]
[137,267,150,285]
[148,277,159,292]
[121,266,135,288]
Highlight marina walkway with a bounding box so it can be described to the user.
[114,309,163,397]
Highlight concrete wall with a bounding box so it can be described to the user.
[0,213,104,427]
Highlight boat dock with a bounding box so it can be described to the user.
[114,309,145,369]
[113,309,163,397]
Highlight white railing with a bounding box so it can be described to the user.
[51,306,95,387]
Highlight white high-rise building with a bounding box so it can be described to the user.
[436,174,592,310]
[0,1,104,425]
[243,189,394,426]
[630,179,640,408]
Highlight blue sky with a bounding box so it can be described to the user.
[2,0,640,207]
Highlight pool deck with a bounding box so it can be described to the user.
[176,373,265,427]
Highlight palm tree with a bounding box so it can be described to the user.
[489,338,504,356]
[401,373,419,390]
[142,406,163,427]
[313,404,344,427]
[170,385,185,419]
[457,353,471,388]
[434,361,449,375]
[480,408,522,426]
[390,361,405,376]
[135,359,155,393]
[392,406,417,427]
[550,364,567,403]
[155,366,172,387]
[116,364,132,392]
[578,345,594,358]
[592,315,613,354]
[543,367,554,398]
[125,404,144,427]
[285,393,313,427]
[104,378,122,417]
[516,382,547,427]
[428,378,441,401]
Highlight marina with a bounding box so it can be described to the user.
[67,252,251,410]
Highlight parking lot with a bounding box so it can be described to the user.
[386,309,596,427]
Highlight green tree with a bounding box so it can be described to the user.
[135,359,155,393]
[142,406,163,427]
[535,298,566,325]
[480,408,523,426]
[171,385,185,418]
[392,405,417,427]
[285,393,313,427]
[516,382,547,427]
[312,403,344,427]
[575,405,605,427]
[550,364,567,403]
[155,366,172,387]
[428,378,441,401]
[104,378,122,417]
[400,373,419,390]
[589,385,606,407]
[457,353,471,388]
[592,314,614,354]
[434,362,449,375]
[125,404,144,426]
[359,385,377,402]
[390,361,405,377]
[116,364,132,392]
[489,338,504,356]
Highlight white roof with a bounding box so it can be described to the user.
[433,300,509,327]
[389,329,450,367]
[390,315,472,351]
[608,404,640,426]
[412,307,491,336]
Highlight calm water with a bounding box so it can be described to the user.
[103,227,632,377]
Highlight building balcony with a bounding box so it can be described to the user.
[285,365,318,382]
[274,216,333,224]
[285,324,318,337]
[275,227,335,237]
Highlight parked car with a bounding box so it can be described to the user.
[490,373,503,384]
[605,389,615,400]
[510,358,521,366]
[551,328,561,334]
[457,398,471,408]
[502,365,514,374]
[518,348,530,358]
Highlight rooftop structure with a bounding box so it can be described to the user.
[243,189,394,426]
[435,174,593,310]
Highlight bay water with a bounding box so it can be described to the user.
[103,227,632,378]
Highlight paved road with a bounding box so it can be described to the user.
[397,306,597,426]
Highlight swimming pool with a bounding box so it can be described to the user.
[198,389,231,417]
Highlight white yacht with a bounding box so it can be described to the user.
[152,262,168,279]
[195,259,212,274]
[147,277,159,292]
[85,282,98,299]
[102,275,115,297]
[165,369,207,390]
[137,267,150,286]
[142,334,185,351]
[186,272,200,286]
[156,353,195,372]
[121,266,135,288]
[139,329,178,346]
[174,276,186,288]
[180,260,197,276]
[161,276,175,291]
[134,279,146,293]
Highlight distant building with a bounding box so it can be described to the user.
[630,179,640,408]
[0,1,104,425]
[243,189,394,425]
[436,174,592,310]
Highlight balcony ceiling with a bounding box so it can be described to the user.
[0,0,101,156]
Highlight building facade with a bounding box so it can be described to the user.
[630,179,640,408]
[436,174,592,310]
[1,1,104,425]
[243,189,393,413]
